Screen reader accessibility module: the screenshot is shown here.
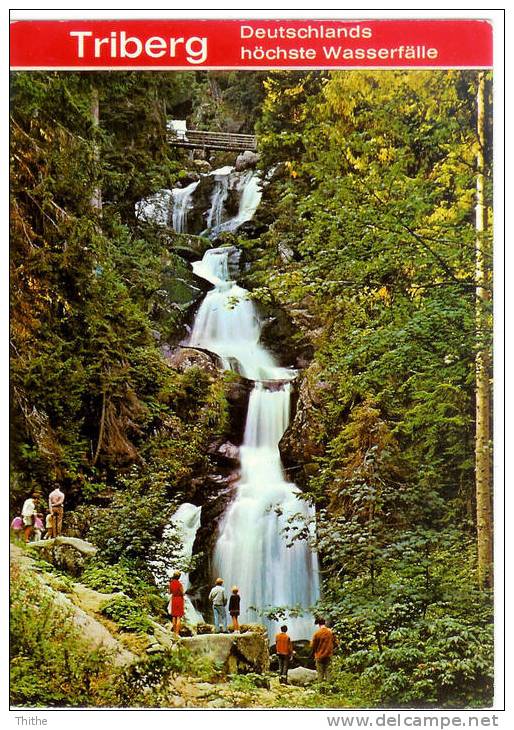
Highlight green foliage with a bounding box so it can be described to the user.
[345,614,493,708]
[10,563,116,707]
[111,647,221,706]
[81,557,150,596]
[86,467,175,565]
[229,672,270,691]
[251,69,493,709]
[100,595,154,634]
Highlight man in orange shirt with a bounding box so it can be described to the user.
[275,624,293,684]
[311,617,336,682]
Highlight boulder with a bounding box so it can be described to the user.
[180,631,269,674]
[223,374,253,441]
[287,666,318,687]
[207,439,240,462]
[169,232,212,261]
[28,537,97,577]
[194,159,212,174]
[166,346,222,376]
[235,150,260,171]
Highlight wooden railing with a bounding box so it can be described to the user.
[168,129,257,152]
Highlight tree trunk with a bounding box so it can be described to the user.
[92,389,107,466]
[475,71,493,590]
[90,85,102,212]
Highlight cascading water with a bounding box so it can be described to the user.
[189,246,319,639]
[172,180,200,233]
[206,166,234,229]
[208,169,262,237]
[149,503,204,624]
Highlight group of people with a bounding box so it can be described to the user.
[168,574,240,636]
[275,618,336,684]
[10,487,65,543]
[167,571,336,683]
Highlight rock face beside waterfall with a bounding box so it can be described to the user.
[235,150,260,171]
[166,346,222,376]
[180,632,269,674]
[279,362,329,482]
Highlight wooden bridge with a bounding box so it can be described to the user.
[168,129,257,152]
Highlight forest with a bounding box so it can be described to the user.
[10,68,493,709]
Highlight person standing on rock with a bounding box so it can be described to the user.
[33,514,44,541]
[43,511,53,540]
[168,570,185,635]
[209,578,227,633]
[228,586,241,632]
[21,493,38,542]
[311,617,336,683]
[275,624,293,684]
[48,485,65,538]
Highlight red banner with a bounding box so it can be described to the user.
[10,19,492,69]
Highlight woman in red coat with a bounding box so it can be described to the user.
[168,570,185,635]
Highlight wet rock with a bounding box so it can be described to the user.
[223,375,252,443]
[235,150,260,171]
[259,307,307,368]
[189,473,239,615]
[207,439,240,462]
[288,666,318,687]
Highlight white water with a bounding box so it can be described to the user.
[172,181,200,233]
[189,249,291,381]
[206,166,234,229]
[136,166,262,238]
[150,503,204,624]
[189,247,319,639]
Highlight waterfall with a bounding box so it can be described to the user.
[208,169,262,237]
[206,166,234,229]
[172,180,200,233]
[189,249,291,381]
[149,503,204,625]
[135,166,262,237]
[189,246,319,639]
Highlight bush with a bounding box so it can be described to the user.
[345,614,494,708]
[10,563,117,707]
[86,469,174,565]
[100,595,154,634]
[81,557,147,596]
